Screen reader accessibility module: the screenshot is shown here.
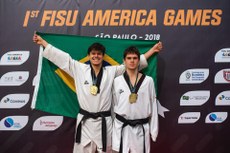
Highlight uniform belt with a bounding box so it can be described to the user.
[76,108,111,152]
[115,113,149,153]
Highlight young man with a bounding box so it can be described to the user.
[112,46,159,153]
[33,34,162,153]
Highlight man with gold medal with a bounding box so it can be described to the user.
[112,46,159,153]
[33,33,162,153]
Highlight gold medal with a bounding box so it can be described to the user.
[129,93,138,104]
[90,85,98,95]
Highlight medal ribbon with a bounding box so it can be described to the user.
[124,71,138,93]
[90,64,103,93]
[123,71,146,94]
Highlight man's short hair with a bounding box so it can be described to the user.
[87,43,105,55]
[123,46,140,59]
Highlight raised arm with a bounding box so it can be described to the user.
[32,33,78,78]
[33,33,48,48]
[144,41,163,60]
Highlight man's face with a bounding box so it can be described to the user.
[123,53,140,70]
[88,50,104,66]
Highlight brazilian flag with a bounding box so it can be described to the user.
[31,32,158,118]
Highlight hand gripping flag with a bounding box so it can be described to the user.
[31,32,158,118]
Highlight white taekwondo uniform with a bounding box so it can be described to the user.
[112,74,159,153]
[42,44,148,153]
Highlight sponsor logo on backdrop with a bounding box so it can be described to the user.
[0,51,30,65]
[205,112,228,123]
[215,91,230,106]
[178,112,200,124]
[0,94,30,108]
[0,116,29,131]
[214,69,230,83]
[179,69,209,84]
[223,70,230,82]
[180,90,210,106]
[32,116,63,131]
[0,71,29,86]
[215,48,230,63]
